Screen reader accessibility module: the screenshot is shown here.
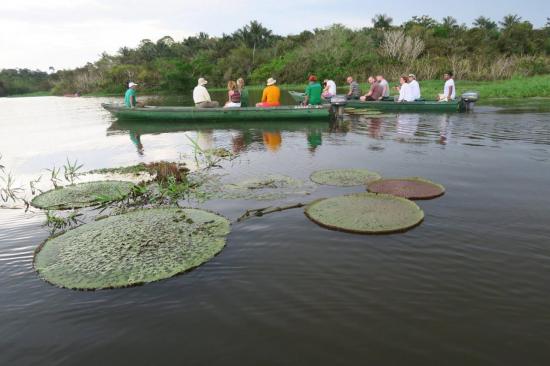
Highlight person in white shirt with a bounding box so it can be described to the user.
[322,79,337,99]
[396,75,415,102]
[376,75,390,98]
[193,78,219,108]
[408,74,421,100]
[438,71,456,101]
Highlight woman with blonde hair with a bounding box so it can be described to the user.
[236,78,249,107]
[224,80,241,108]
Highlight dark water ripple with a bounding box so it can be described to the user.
[2,97,550,365]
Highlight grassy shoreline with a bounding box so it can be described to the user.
[5,75,550,100]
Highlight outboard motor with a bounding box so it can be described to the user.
[330,95,348,117]
[461,91,479,111]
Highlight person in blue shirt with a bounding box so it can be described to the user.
[124,82,138,108]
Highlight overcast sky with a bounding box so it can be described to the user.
[1,0,548,71]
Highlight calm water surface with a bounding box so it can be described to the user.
[1,96,550,365]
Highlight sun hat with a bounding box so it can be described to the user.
[198,78,208,86]
[308,75,317,82]
[128,82,138,88]
[266,77,277,86]
[408,74,416,79]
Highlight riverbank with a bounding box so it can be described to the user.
[4,75,550,100]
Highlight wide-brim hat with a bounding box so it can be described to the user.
[408,74,416,79]
[198,78,208,86]
[266,77,276,86]
[128,82,138,88]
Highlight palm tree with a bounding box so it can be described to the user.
[233,21,276,64]
[442,16,458,29]
[473,16,497,30]
[372,14,393,29]
[499,14,522,30]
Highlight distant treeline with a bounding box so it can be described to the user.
[2,15,550,96]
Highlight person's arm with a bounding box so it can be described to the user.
[447,85,453,100]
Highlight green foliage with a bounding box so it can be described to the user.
[4,16,550,96]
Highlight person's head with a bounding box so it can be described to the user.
[227,80,237,91]
[237,78,245,88]
[368,76,375,84]
[408,74,416,82]
[266,77,277,86]
[198,78,208,86]
[375,75,384,82]
[308,75,317,83]
[128,82,138,89]
[346,76,353,84]
[444,71,453,80]
[399,76,408,84]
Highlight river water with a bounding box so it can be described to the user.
[1,96,549,365]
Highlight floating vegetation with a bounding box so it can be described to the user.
[31,181,135,210]
[344,108,383,115]
[88,163,150,176]
[305,192,424,234]
[34,208,231,290]
[201,174,315,201]
[367,177,445,200]
[310,168,381,187]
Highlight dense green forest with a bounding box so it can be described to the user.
[2,14,550,96]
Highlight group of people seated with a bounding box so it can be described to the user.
[344,71,456,103]
[124,71,456,109]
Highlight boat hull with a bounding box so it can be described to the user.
[288,91,465,112]
[102,104,330,121]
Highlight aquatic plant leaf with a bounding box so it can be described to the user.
[201,174,315,200]
[367,177,445,200]
[304,192,424,234]
[34,208,231,290]
[31,181,135,209]
[310,169,381,187]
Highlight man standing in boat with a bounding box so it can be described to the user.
[193,78,219,108]
[438,71,456,101]
[124,82,139,108]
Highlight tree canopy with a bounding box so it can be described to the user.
[2,17,550,96]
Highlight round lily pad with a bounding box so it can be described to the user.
[367,177,445,200]
[31,181,135,209]
[34,208,230,290]
[310,168,381,187]
[305,192,424,234]
[201,174,315,200]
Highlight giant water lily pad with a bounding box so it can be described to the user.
[367,177,445,200]
[310,168,381,187]
[305,192,424,234]
[31,181,135,209]
[201,174,315,200]
[34,208,230,290]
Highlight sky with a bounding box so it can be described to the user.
[1,0,549,71]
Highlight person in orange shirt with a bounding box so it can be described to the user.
[256,77,281,107]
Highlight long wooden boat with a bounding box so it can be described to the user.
[288,91,466,112]
[102,103,330,121]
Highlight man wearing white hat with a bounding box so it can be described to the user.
[193,78,219,108]
[124,82,139,108]
[256,77,281,107]
[408,74,421,100]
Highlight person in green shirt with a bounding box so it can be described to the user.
[237,78,249,107]
[303,75,322,105]
[124,82,138,108]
